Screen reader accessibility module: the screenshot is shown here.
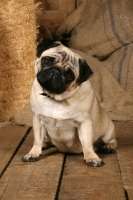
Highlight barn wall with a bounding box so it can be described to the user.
[36,0,86,39]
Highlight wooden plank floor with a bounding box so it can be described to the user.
[0,121,133,200]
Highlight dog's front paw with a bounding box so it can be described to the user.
[22,146,42,162]
[85,157,104,167]
[22,153,41,162]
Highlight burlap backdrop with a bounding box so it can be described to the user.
[10,0,133,126]
[56,0,133,121]
[57,0,133,59]
[0,0,37,121]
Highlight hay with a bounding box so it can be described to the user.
[0,0,37,121]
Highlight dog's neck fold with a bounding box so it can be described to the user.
[40,92,54,99]
[39,84,81,103]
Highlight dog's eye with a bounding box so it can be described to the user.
[41,56,51,67]
[65,68,75,82]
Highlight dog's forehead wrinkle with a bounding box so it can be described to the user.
[54,44,78,59]
[41,44,80,63]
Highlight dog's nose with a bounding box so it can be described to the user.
[51,68,60,77]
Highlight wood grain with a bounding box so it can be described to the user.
[0,124,29,177]
[0,128,65,200]
[58,121,132,200]
[115,121,133,200]
[1,122,133,199]
[76,0,87,7]
[58,152,125,200]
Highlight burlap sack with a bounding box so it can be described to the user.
[0,0,37,121]
[72,49,133,121]
[55,0,133,121]
[57,0,133,59]
[11,0,133,125]
[102,43,133,92]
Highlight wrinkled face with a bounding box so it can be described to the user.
[35,39,93,95]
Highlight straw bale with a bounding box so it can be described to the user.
[0,0,37,121]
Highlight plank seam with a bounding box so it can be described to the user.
[75,0,77,8]
[124,189,129,200]
[0,127,32,178]
[54,154,66,200]
[117,153,129,200]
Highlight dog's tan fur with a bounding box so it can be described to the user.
[23,42,117,166]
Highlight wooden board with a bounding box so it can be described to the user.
[58,121,133,200]
[0,124,30,177]
[37,11,68,38]
[1,122,133,199]
[36,0,75,38]
[115,121,133,200]
[76,0,86,7]
[0,127,65,200]
[58,152,125,200]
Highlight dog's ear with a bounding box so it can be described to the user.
[36,38,61,57]
[77,59,93,85]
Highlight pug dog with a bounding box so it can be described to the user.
[22,39,117,167]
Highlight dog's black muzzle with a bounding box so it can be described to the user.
[37,67,66,94]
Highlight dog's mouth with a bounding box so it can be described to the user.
[37,68,66,94]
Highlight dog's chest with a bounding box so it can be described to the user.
[40,115,82,153]
[40,115,77,134]
[33,96,85,121]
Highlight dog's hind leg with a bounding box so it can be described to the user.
[101,120,117,154]
[42,142,55,150]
